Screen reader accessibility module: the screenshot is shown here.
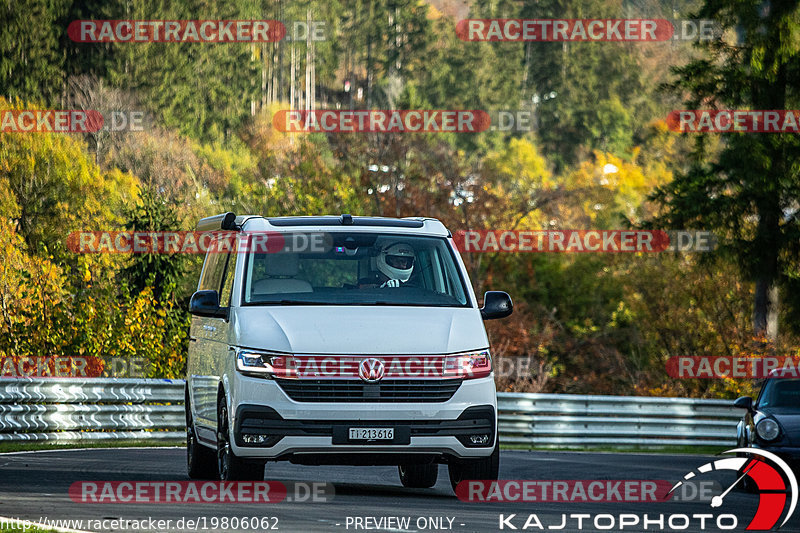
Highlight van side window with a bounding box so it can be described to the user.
[219,239,238,307]
[198,238,228,293]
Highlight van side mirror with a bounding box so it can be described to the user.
[480,291,513,320]
[190,290,226,318]
[734,396,753,411]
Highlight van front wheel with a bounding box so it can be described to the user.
[217,399,265,481]
[448,444,499,492]
[187,409,218,479]
[398,463,438,488]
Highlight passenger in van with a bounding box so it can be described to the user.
[252,253,313,294]
[359,242,416,288]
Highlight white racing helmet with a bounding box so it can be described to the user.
[377,242,415,282]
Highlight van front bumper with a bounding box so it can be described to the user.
[228,374,497,460]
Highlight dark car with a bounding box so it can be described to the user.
[734,375,800,470]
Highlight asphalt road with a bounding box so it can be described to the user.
[0,448,796,533]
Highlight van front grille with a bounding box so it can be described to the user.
[275,379,462,403]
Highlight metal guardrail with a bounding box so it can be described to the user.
[0,379,185,442]
[498,393,739,448]
[0,379,740,448]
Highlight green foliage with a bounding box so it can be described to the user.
[0,98,190,378]
[0,213,188,377]
[0,0,66,103]
[2,0,800,396]
[120,187,187,302]
[0,98,138,257]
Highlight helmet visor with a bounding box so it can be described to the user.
[385,254,414,270]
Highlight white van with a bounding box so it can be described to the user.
[185,213,512,492]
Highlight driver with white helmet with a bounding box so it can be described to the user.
[376,242,415,288]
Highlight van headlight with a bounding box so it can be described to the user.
[443,350,492,379]
[235,349,296,378]
[756,418,780,441]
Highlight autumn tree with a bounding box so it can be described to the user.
[654,0,800,338]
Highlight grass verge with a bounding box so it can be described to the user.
[0,439,183,454]
[5,527,61,533]
[501,443,728,455]
[1,440,722,456]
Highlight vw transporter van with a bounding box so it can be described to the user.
[185,213,512,492]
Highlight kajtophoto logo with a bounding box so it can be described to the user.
[490,449,797,530]
[669,448,797,530]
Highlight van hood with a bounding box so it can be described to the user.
[232,306,488,355]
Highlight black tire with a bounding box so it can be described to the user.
[186,395,218,479]
[217,397,266,481]
[448,444,499,492]
[398,463,439,488]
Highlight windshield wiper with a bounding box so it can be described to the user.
[275,299,337,305]
[277,300,399,306]
[276,300,398,305]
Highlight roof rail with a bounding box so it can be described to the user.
[197,212,238,231]
[266,215,424,228]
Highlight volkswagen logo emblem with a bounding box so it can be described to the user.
[358,358,385,383]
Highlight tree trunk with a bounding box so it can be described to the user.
[260,41,267,109]
[750,53,786,341]
[753,279,780,340]
[767,285,779,339]
[366,2,374,107]
[290,44,295,109]
[753,278,769,336]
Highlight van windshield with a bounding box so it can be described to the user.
[242,232,470,307]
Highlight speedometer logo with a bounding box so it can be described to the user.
[669,448,797,530]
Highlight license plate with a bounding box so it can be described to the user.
[348,427,394,441]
